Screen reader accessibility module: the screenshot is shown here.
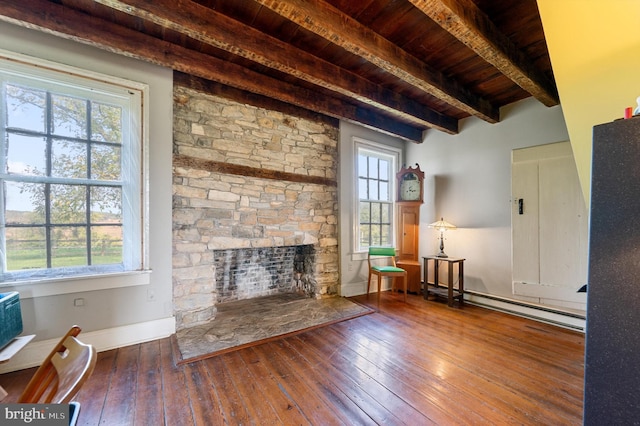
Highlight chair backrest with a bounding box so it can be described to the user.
[18,325,97,404]
[368,246,398,268]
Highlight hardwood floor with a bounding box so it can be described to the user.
[0,293,585,425]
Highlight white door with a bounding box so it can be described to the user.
[512,142,588,308]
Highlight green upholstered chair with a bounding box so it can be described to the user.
[367,246,407,306]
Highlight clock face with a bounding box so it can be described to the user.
[396,165,424,203]
[400,177,421,200]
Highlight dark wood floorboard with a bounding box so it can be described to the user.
[0,293,585,425]
[160,337,194,426]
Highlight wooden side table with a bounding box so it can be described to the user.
[423,256,465,307]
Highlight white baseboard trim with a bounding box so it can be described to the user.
[0,316,176,374]
[465,291,585,332]
[340,281,365,297]
[340,280,394,298]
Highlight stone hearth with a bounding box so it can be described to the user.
[176,294,374,362]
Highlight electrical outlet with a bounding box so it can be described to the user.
[73,298,85,307]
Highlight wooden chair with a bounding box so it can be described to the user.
[367,246,407,306]
[18,325,97,405]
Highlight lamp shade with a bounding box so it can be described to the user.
[428,218,456,232]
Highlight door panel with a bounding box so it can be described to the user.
[539,156,588,289]
[397,204,419,261]
[512,161,540,285]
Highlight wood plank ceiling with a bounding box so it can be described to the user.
[0,0,557,142]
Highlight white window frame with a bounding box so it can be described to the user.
[0,51,150,297]
[353,137,401,254]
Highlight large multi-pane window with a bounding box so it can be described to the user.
[356,142,398,251]
[0,56,144,282]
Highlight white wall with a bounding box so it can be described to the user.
[407,98,570,300]
[338,122,404,296]
[0,22,174,342]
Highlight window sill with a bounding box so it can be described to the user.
[0,270,152,299]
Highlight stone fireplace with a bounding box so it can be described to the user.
[172,82,339,330]
[213,245,316,303]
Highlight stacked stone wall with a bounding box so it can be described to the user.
[172,86,339,329]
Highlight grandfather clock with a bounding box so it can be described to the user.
[396,164,424,293]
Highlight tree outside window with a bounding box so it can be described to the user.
[0,58,143,281]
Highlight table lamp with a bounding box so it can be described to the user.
[428,217,456,258]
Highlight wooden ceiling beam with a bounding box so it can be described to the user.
[175,72,425,142]
[91,0,457,134]
[408,0,559,107]
[253,0,499,123]
[0,0,425,141]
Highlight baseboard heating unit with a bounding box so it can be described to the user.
[464,290,586,332]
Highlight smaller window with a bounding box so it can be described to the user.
[355,141,398,252]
